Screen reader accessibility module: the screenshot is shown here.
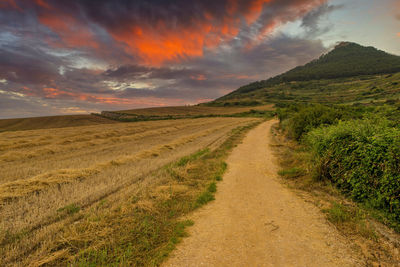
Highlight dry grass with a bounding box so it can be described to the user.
[0,117,260,266]
[0,114,116,132]
[270,122,400,266]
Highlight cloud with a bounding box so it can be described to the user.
[0,0,331,118]
[108,35,326,100]
[301,3,344,37]
[4,0,328,65]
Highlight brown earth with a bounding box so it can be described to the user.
[164,120,364,267]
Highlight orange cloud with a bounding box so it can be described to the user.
[35,0,50,9]
[244,0,272,24]
[0,0,21,11]
[33,0,327,66]
[111,19,236,66]
[109,0,327,65]
[38,13,99,49]
[397,32,400,37]
[190,74,207,81]
[109,1,267,66]
[42,86,178,106]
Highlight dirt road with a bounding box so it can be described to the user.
[164,120,362,267]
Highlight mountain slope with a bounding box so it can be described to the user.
[275,42,400,81]
[217,42,400,101]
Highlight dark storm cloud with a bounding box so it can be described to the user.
[0,0,331,118]
[0,45,61,85]
[104,65,204,81]
[301,3,344,37]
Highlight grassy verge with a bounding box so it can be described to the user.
[41,120,262,266]
[271,124,400,265]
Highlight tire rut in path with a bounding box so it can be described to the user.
[164,120,363,267]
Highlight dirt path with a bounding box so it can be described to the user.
[164,120,363,267]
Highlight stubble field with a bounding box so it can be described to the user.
[0,117,260,266]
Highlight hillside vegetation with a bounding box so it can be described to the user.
[214,73,400,106]
[214,42,400,106]
[273,42,400,82]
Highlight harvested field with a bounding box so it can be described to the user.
[0,114,117,132]
[0,117,259,266]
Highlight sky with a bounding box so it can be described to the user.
[0,0,399,119]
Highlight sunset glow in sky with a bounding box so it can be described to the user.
[0,0,399,118]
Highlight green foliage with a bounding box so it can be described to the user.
[277,104,366,140]
[323,202,351,224]
[322,202,378,238]
[207,182,217,193]
[196,182,218,206]
[214,162,227,181]
[57,203,80,214]
[176,149,209,167]
[196,191,215,206]
[278,167,306,178]
[206,100,263,107]
[228,109,275,118]
[305,118,400,222]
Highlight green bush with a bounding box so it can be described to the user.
[305,118,400,221]
[278,104,365,140]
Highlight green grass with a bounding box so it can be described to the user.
[195,182,218,207]
[323,202,377,240]
[278,167,305,178]
[196,191,215,206]
[176,149,209,167]
[323,202,351,224]
[57,203,80,214]
[207,182,217,193]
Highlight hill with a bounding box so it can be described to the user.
[215,42,400,105]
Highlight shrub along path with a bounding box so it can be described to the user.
[164,120,364,266]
